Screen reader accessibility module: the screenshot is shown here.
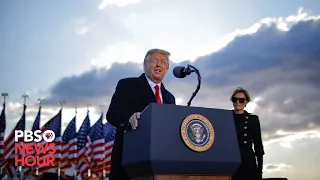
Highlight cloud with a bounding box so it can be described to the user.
[265,163,292,171]
[263,132,320,180]
[98,0,142,9]
[74,17,96,35]
[43,9,320,139]
[4,9,319,170]
[2,8,320,180]
[92,42,147,68]
[44,62,143,108]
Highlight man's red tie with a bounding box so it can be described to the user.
[154,85,162,104]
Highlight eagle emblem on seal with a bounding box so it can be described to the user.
[181,114,215,152]
[189,123,206,143]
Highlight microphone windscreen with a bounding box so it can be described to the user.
[173,66,186,78]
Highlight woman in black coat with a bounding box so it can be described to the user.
[230,87,265,180]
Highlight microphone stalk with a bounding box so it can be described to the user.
[186,64,201,106]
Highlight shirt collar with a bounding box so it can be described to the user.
[145,74,162,89]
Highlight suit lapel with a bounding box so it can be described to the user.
[138,73,172,104]
[138,74,157,103]
[161,83,171,104]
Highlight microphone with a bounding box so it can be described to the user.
[172,64,202,106]
[173,66,194,78]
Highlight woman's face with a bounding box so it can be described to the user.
[232,92,248,111]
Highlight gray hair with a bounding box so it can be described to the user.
[143,48,171,66]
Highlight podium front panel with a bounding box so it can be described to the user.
[150,104,240,175]
[122,103,241,176]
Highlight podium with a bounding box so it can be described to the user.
[122,103,241,180]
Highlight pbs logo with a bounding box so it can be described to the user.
[43,130,55,142]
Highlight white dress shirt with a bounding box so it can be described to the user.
[145,74,163,103]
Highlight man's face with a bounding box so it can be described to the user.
[144,52,169,84]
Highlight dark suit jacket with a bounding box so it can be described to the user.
[106,73,176,179]
[232,110,265,180]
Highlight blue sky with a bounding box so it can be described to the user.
[1,0,320,179]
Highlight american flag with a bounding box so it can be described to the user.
[31,106,41,131]
[0,103,6,174]
[76,112,91,178]
[37,109,62,175]
[88,114,104,178]
[23,106,41,179]
[102,123,116,167]
[3,104,26,179]
[60,116,77,171]
[92,122,116,178]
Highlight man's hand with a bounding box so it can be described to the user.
[129,112,140,130]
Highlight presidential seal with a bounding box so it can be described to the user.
[180,114,214,152]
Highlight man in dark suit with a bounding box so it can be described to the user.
[106,48,176,180]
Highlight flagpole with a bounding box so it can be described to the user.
[75,104,78,115]
[1,93,8,103]
[17,166,22,180]
[18,94,29,180]
[37,98,45,105]
[100,105,106,180]
[58,101,65,180]
[57,168,61,180]
[87,104,91,112]
[32,98,44,178]
[74,104,78,180]
[0,93,8,180]
[22,94,29,104]
[87,104,91,180]
[73,169,77,180]
[73,104,78,180]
